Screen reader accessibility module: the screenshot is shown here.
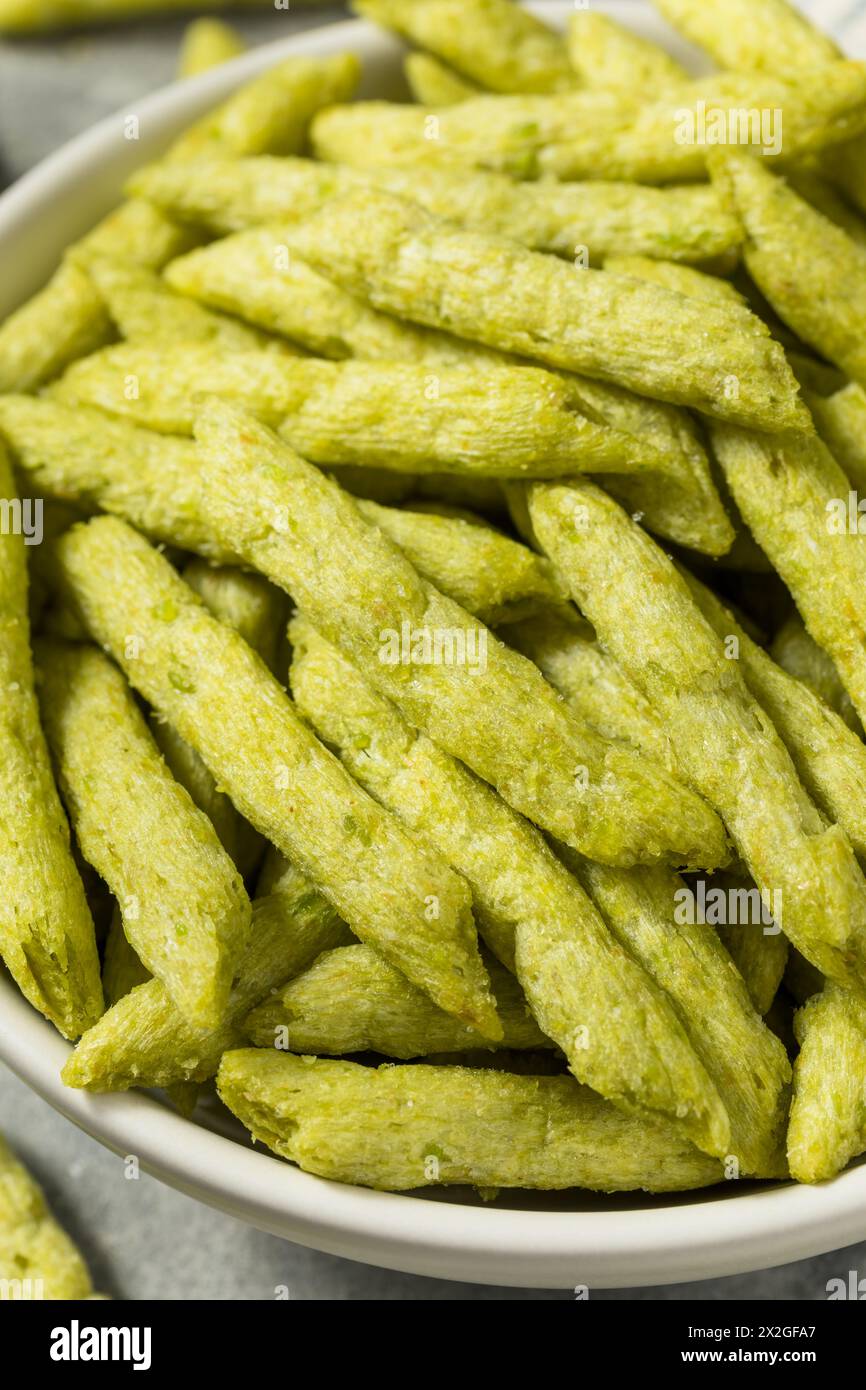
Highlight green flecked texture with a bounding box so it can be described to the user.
[0,393,561,632]
[504,610,674,768]
[567,10,689,92]
[84,256,286,353]
[653,0,840,73]
[168,52,361,161]
[404,52,479,105]
[557,375,736,556]
[311,66,866,182]
[217,1051,725,1193]
[284,189,808,431]
[192,403,729,869]
[288,617,729,1158]
[36,639,252,1029]
[685,577,866,862]
[63,852,353,1092]
[710,422,866,733]
[789,985,866,1182]
[353,0,573,94]
[807,381,866,496]
[182,558,287,677]
[358,501,566,625]
[527,477,866,991]
[0,446,102,1039]
[55,343,672,480]
[602,255,746,307]
[562,853,791,1178]
[0,260,111,394]
[131,154,744,265]
[245,943,550,1058]
[712,151,866,390]
[0,199,198,394]
[0,1135,93,1299]
[153,557,278,878]
[53,517,497,1037]
[164,228,501,366]
[771,615,862,735]
[0,50,358,390]
[0,395,225,559]
[71,199,199,271]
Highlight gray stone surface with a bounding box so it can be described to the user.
[2,0,865,1301]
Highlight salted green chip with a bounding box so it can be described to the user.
[353,0,574,94]
[504,609,673,767]
[789,985,866,1182]
[713,885,789,1018]
[0,49,359,389]
[189,402,730,870]
[712,150,866,390]
[217,1051,725,1193]
[654,0,840,73]
[101,905,149,1012]
[283,188,808,431]
[164,228,502,365]
[358,500,567,625]
[683,574,866,866]
[53,516,498,1037]
[602,255,747,307]
[567,9,689,93]
[404,52,479,105]
[168,52,361,162]
[0,1135,93,1299]
[311,66,866,181]
[245,944,550,1059]
[85,256,286,353]
[806,380,866,497]
[0,445,102,1039]
[63,853,352,1092]
[561,853,791,1178]
[528,476,866,991]
[288,616,731,1156]
[53,343,673,480]
[770,614,862,735]
[130,153,744,265]
[710,422,866,735]
[36,640,252,1029]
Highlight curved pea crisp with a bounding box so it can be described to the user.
[217,1051,725,1193]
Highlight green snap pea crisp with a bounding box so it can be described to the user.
[6,0,866,1199]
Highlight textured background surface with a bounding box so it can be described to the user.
[2,0,866,1300]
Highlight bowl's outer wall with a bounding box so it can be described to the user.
[1,1,865,1289]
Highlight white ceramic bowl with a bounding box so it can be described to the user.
[2,1,865,1291]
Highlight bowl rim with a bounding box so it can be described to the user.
[1,0,864,1291]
